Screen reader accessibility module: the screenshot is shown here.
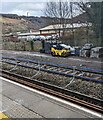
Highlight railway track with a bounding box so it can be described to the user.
[1,56,103,83]
[1,69,103,114]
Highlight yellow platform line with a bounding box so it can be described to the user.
[0,112,9,119]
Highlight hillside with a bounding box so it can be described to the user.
[0,17,36,34]
[0,14,53,34]
[21,16,52,29]
[1,13,89,34]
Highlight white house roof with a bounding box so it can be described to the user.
[39,23,92,31]
[18,31,40,36]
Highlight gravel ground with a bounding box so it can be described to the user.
[1,50,102,70]
[1,50,103,100]
[2,61,103,100]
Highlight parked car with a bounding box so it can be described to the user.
[33,35,46,41]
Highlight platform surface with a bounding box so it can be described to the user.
[0,77,102,119]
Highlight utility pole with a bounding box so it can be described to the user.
[27,12,29,17]
[26,12,30,32]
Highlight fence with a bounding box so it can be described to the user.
[2,40,42,52]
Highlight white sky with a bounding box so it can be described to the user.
[0,0,102,16]
[1,1,47,16]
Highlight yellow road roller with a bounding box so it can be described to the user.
[51,44,71,57]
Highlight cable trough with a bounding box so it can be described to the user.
[1,56,103,83]
[1,69,103,114]
[2,56,103,74]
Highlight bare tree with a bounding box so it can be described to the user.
[45,0,70,37]
[74,1,102,46]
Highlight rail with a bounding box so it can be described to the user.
[1,56,103,83]
[2,56,103,74]
[1,69,103,114]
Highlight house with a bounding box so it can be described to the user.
[39,23,92,36]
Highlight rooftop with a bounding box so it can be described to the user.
[40,23,92,31]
